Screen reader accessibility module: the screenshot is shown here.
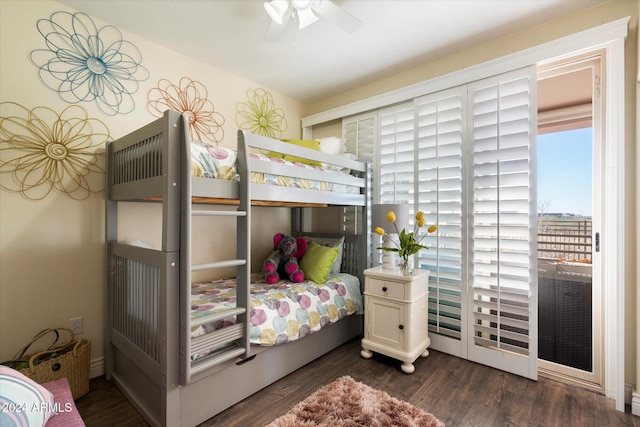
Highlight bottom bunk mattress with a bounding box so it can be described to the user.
[190,273,362,356]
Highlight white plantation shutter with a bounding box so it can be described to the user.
[467,67,537,379]
[378,102,415,206]
[343,112,375,163]
[414,87,466,356]
[342,113,376,234]
[372,66,537,379]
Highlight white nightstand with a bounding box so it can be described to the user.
[360,266,431,374]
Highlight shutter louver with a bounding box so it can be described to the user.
[344,115,375,163]
[415,88,465,347]
[468,68,537,379]
[342,113,376,234]
[379,103,414,205]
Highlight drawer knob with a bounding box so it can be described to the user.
[399,325,404,330]
[382,286,388,292]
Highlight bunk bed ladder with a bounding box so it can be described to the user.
[179,124,252,386]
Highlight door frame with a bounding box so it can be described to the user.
[536,53,605,393]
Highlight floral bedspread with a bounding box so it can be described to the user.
[190,143,238,180]
[189,142,351,192]
[191,273,362,346]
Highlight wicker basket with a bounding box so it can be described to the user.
[3,328,90,399]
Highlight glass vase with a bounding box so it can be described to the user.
[400,256,414,276]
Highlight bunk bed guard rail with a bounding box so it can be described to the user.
[105,110,183,401]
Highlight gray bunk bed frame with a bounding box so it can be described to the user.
[105,109,370,427]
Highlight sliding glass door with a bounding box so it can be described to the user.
[364,66,538,379]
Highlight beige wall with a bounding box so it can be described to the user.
[303,1,638,118]
[635,0,640,407]
[1,0,637,398]
[0,1,302,367]
[303,0,639,393]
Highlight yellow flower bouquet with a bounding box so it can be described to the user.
[375,210,437,275]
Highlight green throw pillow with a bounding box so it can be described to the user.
[281,139,321,150]
[266,139,322,167]
[300,241,339,284]
[302,235,345,276]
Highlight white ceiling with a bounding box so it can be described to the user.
[57,0,605,103]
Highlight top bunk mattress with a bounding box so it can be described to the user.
[107,110,368,206]
[190,142,360,195]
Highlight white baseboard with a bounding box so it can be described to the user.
[90,357,105,379]
[631,387,640,416]
[88,354,637,412]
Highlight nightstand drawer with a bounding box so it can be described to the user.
[366,278,406,300]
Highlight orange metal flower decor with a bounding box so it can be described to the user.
[147,77,225,144]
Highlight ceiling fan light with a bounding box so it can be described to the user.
[291,0,312,10]
[264,0,290,25]
[296,7,319,29]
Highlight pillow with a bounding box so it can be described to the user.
[300,241,339,284]
[41,378,85,427]
[0,366,55,427]
[317,137,345,155]
[267,139,322,167]
[302,236,345,276]
[281,139,320,151]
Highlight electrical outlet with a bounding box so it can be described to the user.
[69,317,83,334]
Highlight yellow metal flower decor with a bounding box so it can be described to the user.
[0,102,108,200]
[235,88,287,139]
[375,210,437,275]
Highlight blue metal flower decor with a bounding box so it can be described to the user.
[30,11,150,116]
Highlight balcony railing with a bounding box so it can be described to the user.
[537,218,592,262]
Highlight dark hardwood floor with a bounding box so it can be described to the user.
[76,338,639,426]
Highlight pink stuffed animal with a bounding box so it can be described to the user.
[263,233,307,284]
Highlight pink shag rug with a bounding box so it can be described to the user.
[265,376,444,427]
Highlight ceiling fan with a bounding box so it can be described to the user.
[263,0,362,42]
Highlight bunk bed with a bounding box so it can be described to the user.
[105,109,370,427]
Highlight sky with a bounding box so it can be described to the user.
[537,127,592,217]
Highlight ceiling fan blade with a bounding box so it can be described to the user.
[311,0,362,33]
[264,12,291,42]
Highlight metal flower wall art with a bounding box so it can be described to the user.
[147,77,225,144]
[30,11,149,116]
[236,88,287,139]
[0,102,109,200]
